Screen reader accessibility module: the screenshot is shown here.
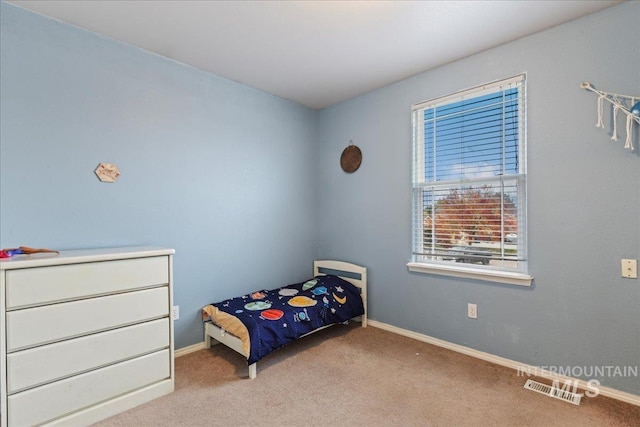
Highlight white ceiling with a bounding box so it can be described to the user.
[8,0,620,109]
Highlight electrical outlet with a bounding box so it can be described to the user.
[621,259,637,279]
[467,303,478,319]
[172,305,180,320]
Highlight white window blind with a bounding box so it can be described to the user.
[412,74,527,273]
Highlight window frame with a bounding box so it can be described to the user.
[407,74,533,286]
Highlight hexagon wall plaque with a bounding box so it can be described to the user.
[95,163,120,183]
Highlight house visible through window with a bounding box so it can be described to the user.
[411,74,527,274]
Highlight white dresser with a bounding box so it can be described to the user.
[0,246,175,426]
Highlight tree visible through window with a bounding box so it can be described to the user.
[412,75,527,272]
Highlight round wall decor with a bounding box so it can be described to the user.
[340,144,362,173]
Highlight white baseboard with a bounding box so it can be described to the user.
[367,319,640,407]
[174,342,205,358]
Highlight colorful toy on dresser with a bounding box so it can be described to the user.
[0,246,59,258]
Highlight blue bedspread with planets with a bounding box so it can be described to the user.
[212,275,364,365]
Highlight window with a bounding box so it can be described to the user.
[409,75,531,285]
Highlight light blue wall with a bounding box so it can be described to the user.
[317,2,640,395]
[0,2,318,349]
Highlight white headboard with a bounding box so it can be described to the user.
[313,260,367,327]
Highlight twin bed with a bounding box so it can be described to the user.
[202,260,367,379]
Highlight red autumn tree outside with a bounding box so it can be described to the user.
[424,186,517,247]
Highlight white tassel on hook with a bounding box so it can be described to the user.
[581,81,640,151]
[596,95,605,128]
[624,114,634,150]
[611,105,620,141]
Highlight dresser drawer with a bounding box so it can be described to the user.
[7,318,170,393]
[7,349,170,427]
[5,256,169,309]
[6,287,169,351]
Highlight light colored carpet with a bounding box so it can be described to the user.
[95,323,640,426]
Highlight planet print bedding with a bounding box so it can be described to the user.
[202,274,365,365]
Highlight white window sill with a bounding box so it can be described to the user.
[407,262,533,287]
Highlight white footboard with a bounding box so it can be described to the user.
[204,322,257,379]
